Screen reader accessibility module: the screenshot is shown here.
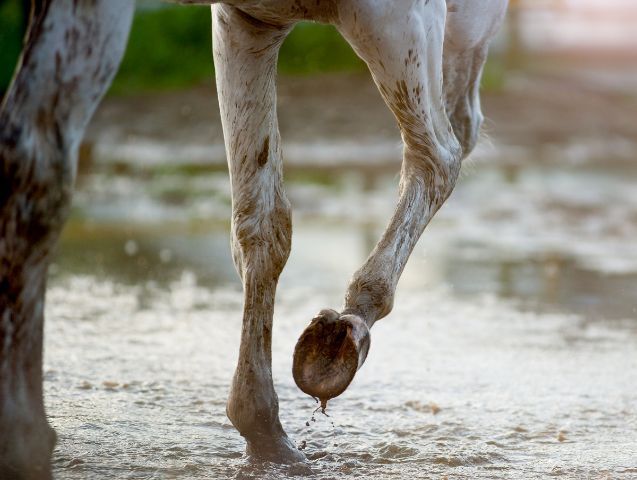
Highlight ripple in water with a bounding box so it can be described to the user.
[45,216,637,479]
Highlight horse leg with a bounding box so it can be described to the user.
[212,5,304,463]
[0,1,133,478]
[293,0,463,404]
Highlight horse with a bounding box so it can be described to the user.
[0,0,508,477]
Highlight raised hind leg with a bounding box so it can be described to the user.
[293,0,465,403]
[0,1,133,478]
[212,5,303,463]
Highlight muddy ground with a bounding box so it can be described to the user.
[44,60,637,479]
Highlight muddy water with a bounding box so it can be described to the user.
[46,158,637,479]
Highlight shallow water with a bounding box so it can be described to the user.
[46,156,637,479]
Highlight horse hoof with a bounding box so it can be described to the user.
[292,309,370,404]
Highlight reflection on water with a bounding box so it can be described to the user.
[56,160,637,320]
[46,152,637,479]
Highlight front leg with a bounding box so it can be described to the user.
[212,5,303,463]
[293,0,464,404]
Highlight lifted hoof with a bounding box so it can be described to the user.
[292,309,370,404]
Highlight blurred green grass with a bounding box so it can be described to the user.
[0,0,25,92]
[110,5,367,94]
[1,2,503,95]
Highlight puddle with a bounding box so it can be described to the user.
[46,151,637,479]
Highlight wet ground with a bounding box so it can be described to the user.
[45,69,637,478]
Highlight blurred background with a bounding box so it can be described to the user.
[2,0,635,317]
[1,1,636,478]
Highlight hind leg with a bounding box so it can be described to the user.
[0,1,133,478]
[293,0,463,402]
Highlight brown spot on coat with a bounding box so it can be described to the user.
[257,136,270,168]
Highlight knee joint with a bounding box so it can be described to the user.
[405,140,461,201]
[232,195,292,276]
[1,126,73,252]
[449,98,483,158]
